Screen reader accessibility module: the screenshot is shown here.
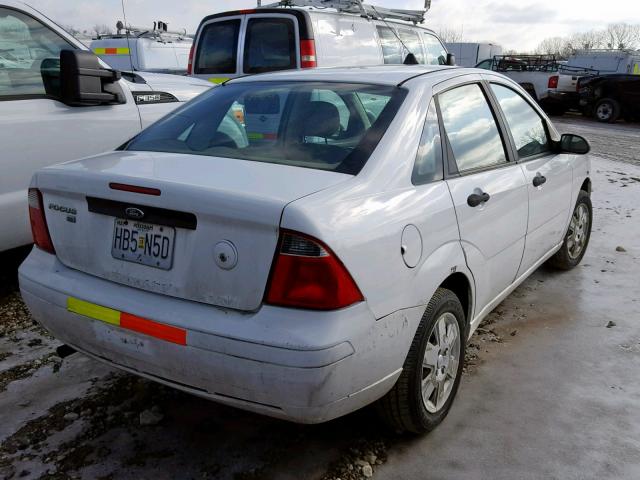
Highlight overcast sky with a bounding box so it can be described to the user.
[27,0,640,51]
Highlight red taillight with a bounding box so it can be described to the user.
[300,39,317,68]
[187,43,195,75]
[265,231,363,310]
[28,188,55,254]
[548,75,559,89]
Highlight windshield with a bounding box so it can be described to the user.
[125,81,406,175]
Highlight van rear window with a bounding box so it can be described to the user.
[125,81,407,175]
[244,18,296,74]
[195,19,240,74]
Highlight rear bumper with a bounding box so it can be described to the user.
[19,248,421,423]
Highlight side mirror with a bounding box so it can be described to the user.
[446,53,456,66]
[60,49,123,106]
[559,134,590,154]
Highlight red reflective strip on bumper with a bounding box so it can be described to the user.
[105,47,117,55]
[120,312,187,345]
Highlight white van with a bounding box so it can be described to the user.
[0,1,211,252]
[188,1,452,83]
[90,22,193,75]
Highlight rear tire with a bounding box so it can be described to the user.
[376,288,465,434]
[594,98,620,123]
[548,191,592,270]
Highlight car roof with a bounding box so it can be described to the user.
[229,65,462,87]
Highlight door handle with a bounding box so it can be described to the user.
[467,192,491,207]
[533,175,547,187]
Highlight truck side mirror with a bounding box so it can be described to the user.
[559,134,590,154]
[60,49,124,106]
[403,53,419,65]
[446,53,456,66]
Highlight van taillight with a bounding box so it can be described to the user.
[548,75,559,89]
[28,188,55,254]
[265,231,363,310]
[300,39,317,68]
[187,43,195,75]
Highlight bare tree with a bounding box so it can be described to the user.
[567,30,605,51]
[437,26,464,44]
[603,23,640,50]
[62,24,81,37]
[535,37,571,58]
[93,24,113,37]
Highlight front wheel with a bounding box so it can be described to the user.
[548,190,592,270]
[594,98,620,123]
[376,288,465,434]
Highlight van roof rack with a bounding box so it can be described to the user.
[96,21,189,40]
[259,0,431,24]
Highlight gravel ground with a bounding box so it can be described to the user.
[0,115,638,480]
[553,114,640,166]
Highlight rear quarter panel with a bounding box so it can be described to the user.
[281,82,472,333]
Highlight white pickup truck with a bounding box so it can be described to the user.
[476,55,565,114]
[0,1,211,252]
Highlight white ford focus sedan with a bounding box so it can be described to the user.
[19,65,592,433]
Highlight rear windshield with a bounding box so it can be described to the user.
[244,17,297,74]
[125,81,406,175]
[195,19,240,74]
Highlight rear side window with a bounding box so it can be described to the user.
[195,20,240,74]
[490,84,549,158]
[125,81,407,175]
[244,17,296,74]
[377,26,402,64]
[438,83,507,172]
[413,100,443,185]
[423,33,447,66]
[398,29,425,64]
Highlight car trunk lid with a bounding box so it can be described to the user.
[35,150,350,311]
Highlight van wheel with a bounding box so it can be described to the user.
[594,98,620,123]
[548,191,592,270]
[376,288,465,434]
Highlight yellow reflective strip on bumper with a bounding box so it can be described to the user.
[92,47,130,55]
[208,77,230,84]
[67,297,121,326]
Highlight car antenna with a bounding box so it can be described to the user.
[120,0,135,72]
[369,5,418,64]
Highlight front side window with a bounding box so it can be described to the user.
[195,19,240,74]
[398,28,425,64]
[244,17,296,74]
[438,83,507,172]
[126,81,406,175]
[412,100,443,184]
[423,33,447,66]
[491,84,549,158]
[377,26,402,64]
[0,7,73,98]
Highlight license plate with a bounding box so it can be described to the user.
[111,219,175,270]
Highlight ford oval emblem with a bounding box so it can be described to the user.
[125,207,145,220]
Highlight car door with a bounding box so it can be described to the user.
[0,5,140,251]
[436,79,529,314]
[487,81,573,275]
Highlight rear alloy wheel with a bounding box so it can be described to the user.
[376,288,465,434]
[594,98,620,123]
[548,190,592,270]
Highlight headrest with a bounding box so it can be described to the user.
[303,101,341,138]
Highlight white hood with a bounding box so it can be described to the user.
[130,72,212,102]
